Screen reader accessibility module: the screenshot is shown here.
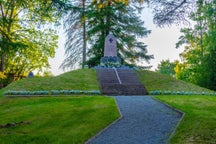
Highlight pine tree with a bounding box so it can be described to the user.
[60,0,91,70]
[86,0,153,67]
[60,0,153,69]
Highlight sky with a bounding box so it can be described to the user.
[49,8,184,76]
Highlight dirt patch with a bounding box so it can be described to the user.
[0,121,30,128]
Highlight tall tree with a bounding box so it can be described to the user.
[61,0,153,69]
[175,0,216,90]
[60,0,91,70]
[86,0,153,67]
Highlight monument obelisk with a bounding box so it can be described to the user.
[104,34,117,57]
[100,34,121,67]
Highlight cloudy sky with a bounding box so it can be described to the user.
[49,8,184,76]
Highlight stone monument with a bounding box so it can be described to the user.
[100,34,121,67]
[104,34,117,57]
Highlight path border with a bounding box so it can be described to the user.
[85,97,123,144]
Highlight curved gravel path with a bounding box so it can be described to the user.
[86,96,182,144]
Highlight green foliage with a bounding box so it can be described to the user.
[175,0,216,90]
[0,0,61,85]
[87,1,153,67]
[61,1,153,69]
[156,59,177,77]
[100,56,121,68]
[156,96,216,144]
[0,96,120,144]
[60,1,87,70]
[5,28,58,76]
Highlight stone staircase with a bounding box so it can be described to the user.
[96,68,148,95]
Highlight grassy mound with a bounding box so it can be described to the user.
[136,70,212,92]
[4,69,99,91]
[4,69,212,93]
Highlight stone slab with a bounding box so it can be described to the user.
[104,34,117,57]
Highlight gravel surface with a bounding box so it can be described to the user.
[86,96,182,144]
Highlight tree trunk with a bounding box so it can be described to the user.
[82,0,87,68]
[0,52,5,73]
[0,52,5,88]
[106,0,111,36]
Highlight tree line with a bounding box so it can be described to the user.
[156,0,216,91]
[60,0,153,70]
[1,0,216,91]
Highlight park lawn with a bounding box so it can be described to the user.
[2,69,216,144]
[155,95,216,144]
[0,96,119,144]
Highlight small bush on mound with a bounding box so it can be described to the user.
[149,90,216,96]
[3,90,101,96]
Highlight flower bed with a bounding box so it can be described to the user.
[4,90,101,96]
[149,90,216,96]
[100,56,121,68]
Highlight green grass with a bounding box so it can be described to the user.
[136,70,212,92]
[1,69,216,144]
[0,96,119,144]
[4,69,99,91]
[155,96,216,144]
[4,69,212,93]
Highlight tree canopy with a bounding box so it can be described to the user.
[60,0,153,69]
[175,0,216,90]
[0,0,61,85]
[156,59,177,77]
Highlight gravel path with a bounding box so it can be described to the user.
[86,96,182,144]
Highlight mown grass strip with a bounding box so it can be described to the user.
[155,95,216,144]
[0,96,120,144]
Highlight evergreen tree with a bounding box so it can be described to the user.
[61,0,153,69]
[60,0,91,70]
[86,0,153,67]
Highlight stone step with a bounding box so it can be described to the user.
[100,83,148,95]
[97,69,119,84]
[117,69,141,84]
[96,68,148,95]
